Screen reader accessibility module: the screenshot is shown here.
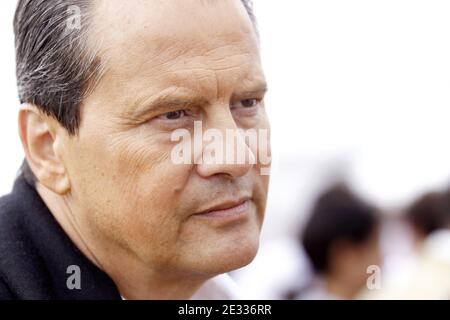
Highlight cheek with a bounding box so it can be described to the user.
[253,174,270,225]
[108,136,190,212]
[252,113,271,214]
[68,131,194,244]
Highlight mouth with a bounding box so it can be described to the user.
[194,197,252,220]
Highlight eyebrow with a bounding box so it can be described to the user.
[125,88,208,121]
[232,83,268,99]
[125,82,268,121]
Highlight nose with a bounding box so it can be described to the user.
[196,114,255,179]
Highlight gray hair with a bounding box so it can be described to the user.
[14,0,257,185]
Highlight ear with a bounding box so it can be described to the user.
[18,104,71,194]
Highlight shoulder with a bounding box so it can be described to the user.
[0,188,27,300]
[0,178,122,300]
[0,273,14,300]
[0,189,25,253]
[0,185,29,256]
[0,191,22,300]
[0,180,50,300]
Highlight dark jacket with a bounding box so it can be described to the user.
[0,176,121,300]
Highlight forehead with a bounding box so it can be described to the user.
[89,0,262,102]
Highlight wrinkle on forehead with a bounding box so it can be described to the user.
[91,0,257,64]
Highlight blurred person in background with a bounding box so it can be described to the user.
[406,191,450,247]
[288,184,382,300]
[364,189,450,299]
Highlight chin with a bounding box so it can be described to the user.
[189,231,261,276]
[219,240,259,272]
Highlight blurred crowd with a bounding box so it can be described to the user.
[233,181,450,300]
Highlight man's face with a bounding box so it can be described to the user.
[60,0,270,277]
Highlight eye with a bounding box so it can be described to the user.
[231,98,262,110]
[158,110,188,120]
[241,99,259,108]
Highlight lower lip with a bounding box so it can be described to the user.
[195,200,251,220]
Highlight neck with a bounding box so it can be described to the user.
[36,183,207,299]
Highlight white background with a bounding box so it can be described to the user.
[254,0,450,238]
[0,1,23,197]
[1,1,450,295]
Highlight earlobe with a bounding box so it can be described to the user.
[18,105,71,194]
